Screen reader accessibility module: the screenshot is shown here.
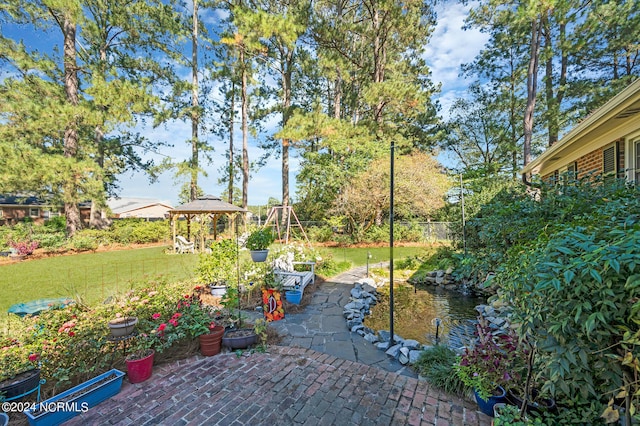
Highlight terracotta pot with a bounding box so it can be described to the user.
[125,349,154,383]
[199,326,225,356]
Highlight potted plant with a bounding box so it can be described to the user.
[24,369,125,425]
[178,288,225,356]
[0,338,41,402]
[246,228,275,262]
[107,316,138,338]
[454,317,519,416]
[124,333,156,383]
[195,239,237,294]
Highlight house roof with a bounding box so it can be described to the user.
[522,78,640,176]
[0,194,91,208]
[107,197,173,215]
[0,195,46,206]
[169,195,246,215]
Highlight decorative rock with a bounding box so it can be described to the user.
[436,275,444,284]
[385,344,402,358]
[376,342,389,350]
[364,333,379,343]
[409,350,422,364]
[403,339,421,350]
[436,270,445,278]
[350,287,363,298]
[378,330,391,342]
[346,319,363,329]
[351,324,365,333]
[398,347,410,365]
[344,301,365,311]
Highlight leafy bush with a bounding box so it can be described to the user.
[414,345,468,397]
[196,239,237,285]
[466,178,640,423]
[245,228,275,250]
[129,220,170,244]
[306,225,334,243]
[68,234,98,251]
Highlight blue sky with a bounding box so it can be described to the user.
[118,2,489,207]
[4,2,487,207]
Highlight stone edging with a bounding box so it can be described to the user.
[342,278,430,366]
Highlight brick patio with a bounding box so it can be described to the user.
[65,346,491,425]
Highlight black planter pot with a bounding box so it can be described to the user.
[222,329,258,349]
[0,369,41,401]
[506,388,557,415]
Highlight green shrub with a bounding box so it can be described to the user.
[68,234,99,251]
[196,239,237,285]
[483,180,640,424]
[307,225,334,243]
[130,221,169,244]
[414,346,468,397]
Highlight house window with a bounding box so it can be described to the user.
[603,144,618,181]
[563,162,578,185]
[29,208,40,217]
[635,140,640,183]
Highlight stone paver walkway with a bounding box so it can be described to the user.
[61,267,491,425]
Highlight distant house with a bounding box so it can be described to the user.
[0,195,90,226]
[522,79,640,183]
[107,197,174,219]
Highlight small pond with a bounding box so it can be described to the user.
[364,283,486,347]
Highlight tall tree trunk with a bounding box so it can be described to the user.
[241,45,249,214]
[333,68,342,119]
[228,80,235,205]
[90,46,109,229]
[190,0,199,201]
[282,57,292,211]
[523,17,541,167]
[63,15,81,236]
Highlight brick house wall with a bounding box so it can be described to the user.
[541,138,626,182]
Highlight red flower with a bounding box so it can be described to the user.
[28,353,38,362]
[171,313,182,320]
[169,319,178,327]
[152,313,161,320]
[158,323,167,332]
[68,331,75,337]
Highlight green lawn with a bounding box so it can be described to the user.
[319,246,433,268]
[0,247,199,315]
[0,244,432,322]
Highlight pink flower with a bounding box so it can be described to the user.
[171,313,182,320]
[158,323,167,332]
[152,313,161,320]
[169,319,178,327]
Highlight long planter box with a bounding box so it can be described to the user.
[24,369,125,426]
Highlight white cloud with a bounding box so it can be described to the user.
[425,2,489,96]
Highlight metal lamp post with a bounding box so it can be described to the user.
[389,141,395,348]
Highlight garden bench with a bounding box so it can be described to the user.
[174,236,195,254]
[274,261,315,295]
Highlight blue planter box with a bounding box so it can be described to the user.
[24,369,124,426]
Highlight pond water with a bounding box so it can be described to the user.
[364,283,486,347]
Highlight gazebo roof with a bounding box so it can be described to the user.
[169,195,246,215]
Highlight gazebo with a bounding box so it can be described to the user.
[168,195,246,253]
